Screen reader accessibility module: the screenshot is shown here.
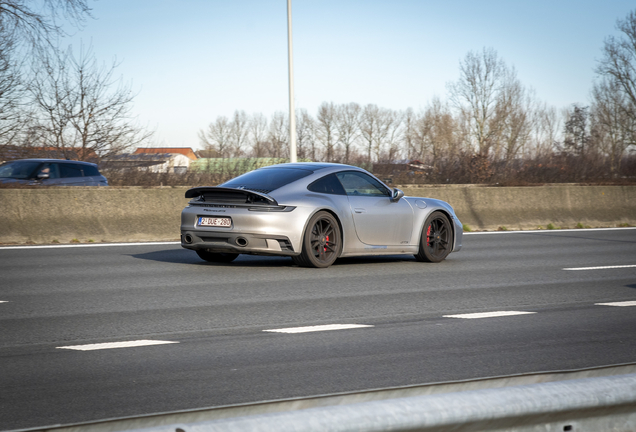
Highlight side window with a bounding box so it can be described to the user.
[336,172,390,197]
[82,165,100,176]
[59,163,84,178]
[39,163,60,179]
[307,174,346,195]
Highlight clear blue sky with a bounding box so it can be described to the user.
[62,0,635,150]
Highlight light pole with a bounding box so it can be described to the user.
[287,0,297,163]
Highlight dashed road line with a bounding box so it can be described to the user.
[0,300,7,303]
[444,311,537,319]
[563,265,636,271]
[264,324,374,334]
[595,301,636,307]
[56,340,179,351]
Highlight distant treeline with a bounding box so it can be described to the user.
[2,4,635,186]
[193,10,636,185]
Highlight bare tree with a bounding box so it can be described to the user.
[591,78,635,176]
[229,110,249,157]
[529,103,560,158]
[403,107,418,160]
[316,102,337,162]
[296,108,315,160]
[199,115,232,158]
[29,44,152,159]
[597,10,636,115]
[594,9,636,174]
[369,107,397,163]
[413,98,458,168]
[0,31,25,149]
[378,109,403,162]
[0,0,90,55]
[267,111,287,158]
[0,1,92,155]
[335,102,360,164]
[359,104,382,166]
[249,113,268,157]
[494,81,534,164]
[448,48,521,158]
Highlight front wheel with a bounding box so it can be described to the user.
[196,249,239,263]
[292,211,342,268]
[414,212,453,263]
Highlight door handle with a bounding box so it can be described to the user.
[354,208,366,213]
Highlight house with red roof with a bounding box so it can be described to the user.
[133,147,198,161]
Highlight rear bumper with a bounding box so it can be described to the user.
[181,230,297,257]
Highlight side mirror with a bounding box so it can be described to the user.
[391,188,404,202]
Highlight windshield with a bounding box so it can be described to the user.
[221,167,313,193]
[0,161,42,179]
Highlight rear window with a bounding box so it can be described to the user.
[222,167,313,193]
[82,165,100,176]
[59,163,84,178]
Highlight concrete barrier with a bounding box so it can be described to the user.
[0,187,186,244]
[400,184,636,231]
[0,185,634,244]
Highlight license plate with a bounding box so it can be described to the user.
[198,216,231,227]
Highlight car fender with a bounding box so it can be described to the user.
[404,197,463,252]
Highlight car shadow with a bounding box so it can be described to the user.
[129,248,201,264]
[129,248,418,268]
[334,255,416,266]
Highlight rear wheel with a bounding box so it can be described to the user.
[415,212,452,263]
[292,211,342,268]
[196,249,239,263]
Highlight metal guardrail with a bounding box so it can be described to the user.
[134,373,636,432]
[38,364,636,432]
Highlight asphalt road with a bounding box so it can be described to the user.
[1,229,635,430]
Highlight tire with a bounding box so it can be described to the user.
[292,211,342,268]
[414,212,453,263]
[196,249,239,263]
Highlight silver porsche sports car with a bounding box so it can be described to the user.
[181,163,462,267]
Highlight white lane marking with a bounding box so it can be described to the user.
[563,265,636,271]
[464,227,636,235]
[0,301,7,303]
[595,301,636,307]
[264,324,374,334]
[444,311,537,319]
[56,340,179,351]
[0,242,180,250]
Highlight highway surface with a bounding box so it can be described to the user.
[1,228,635,430]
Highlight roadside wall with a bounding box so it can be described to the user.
[401,184,636,232]
[0,187,186,244]
[0,185,634,244]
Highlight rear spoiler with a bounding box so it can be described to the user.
[185,187,278,205]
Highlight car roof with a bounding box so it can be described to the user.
[260,162,363,172]
[3,158,98,166]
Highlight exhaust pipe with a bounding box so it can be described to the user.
[235,237,248,247]
[183,234,193,244]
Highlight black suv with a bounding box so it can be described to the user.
[0,159,109,186]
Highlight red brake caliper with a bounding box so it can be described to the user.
[324,235,329,252]
[426,225,431,247]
